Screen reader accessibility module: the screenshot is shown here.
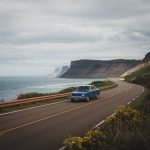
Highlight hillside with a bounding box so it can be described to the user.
[121,51,150,78]
[142,51,150,62]
[125,62,150,88]
[120,63,146,77]
[60,59,139,78]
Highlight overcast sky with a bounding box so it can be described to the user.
[0,0,150,76]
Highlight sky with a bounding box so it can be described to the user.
[0,0,150,76]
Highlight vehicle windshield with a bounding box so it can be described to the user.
[76,86,90,92]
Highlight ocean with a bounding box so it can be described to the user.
[0,76,102,102]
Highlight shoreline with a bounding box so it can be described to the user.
[0,77,101,102]
[0,80,117,114]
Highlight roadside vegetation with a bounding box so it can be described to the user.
[90,80,113,87]
[63,64,150,150]
[0,80,116,113]
[17,92,54,99]
[125,62,150,88]
[17,80,114,100]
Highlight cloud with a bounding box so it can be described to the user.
[0,0,150,75]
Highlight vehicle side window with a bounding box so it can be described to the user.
[91,86,96,90]
[76,86,90,92]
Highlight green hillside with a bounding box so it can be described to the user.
[125,63,150,88]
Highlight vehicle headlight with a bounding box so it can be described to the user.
[82,94,84,96]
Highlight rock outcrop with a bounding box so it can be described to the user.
[57,66,69,77]
[60,59,140,78]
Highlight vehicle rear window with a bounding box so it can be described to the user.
[76,86,90,92]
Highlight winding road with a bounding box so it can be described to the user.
[0,78,144,150]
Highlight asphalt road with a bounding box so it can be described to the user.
[0,78,144,150]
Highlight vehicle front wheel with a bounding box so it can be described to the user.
[86,97,90,102]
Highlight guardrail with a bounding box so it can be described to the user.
[0,83,118,110]
[0,93,69,109]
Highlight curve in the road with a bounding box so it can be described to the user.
[0,79,144,150]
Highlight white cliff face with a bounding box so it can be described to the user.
[48,66,69,78]
[48,67,62,77]
[57,66,69,77]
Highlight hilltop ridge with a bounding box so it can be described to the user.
[59,52,149,79]
[60,59,139,78]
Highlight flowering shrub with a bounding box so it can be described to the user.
[63,106,145,150]
[63,136,84,150]
[106,106,141,129]
[83,128,106,149]
[63,129,106,150]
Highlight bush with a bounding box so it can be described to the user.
[63,136,84,150]
[105,106,141,130]
[63,106,148,150]
[83,128,106,149]
[90,80,113,88]
[17,80,114,100]
[125,63,150,88]
[64,129,106,150]
[17,92,51,100]
[129,75,150,89]
[59,87,76,93]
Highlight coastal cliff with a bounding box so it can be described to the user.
[57,66,69,77]
[60,59,140,78]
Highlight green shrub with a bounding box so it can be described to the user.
[125,63,150,88]
[90,80,113,88]
[59,87,76,93]
[106,106,141,130]
[17,92,51,100]
[17,80,114,100]
[63,136,84,150]
[63,105,150,150]
[83,128,106,149]
[64,129,106,150]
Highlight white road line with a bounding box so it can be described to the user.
[0,89,121,116]
[110,112,116,117]
[141,87,145,94]
[132,98,135,101]
[0,85,144,116]
[0,80,132,116]
[59,86,145,150]
[93,112,117,129]
[93,120,105,129]
[93,87,145,129]
[59,104,119,149]
[0,100,69,116]
[127,101,131,105]
[59,146,67,150]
